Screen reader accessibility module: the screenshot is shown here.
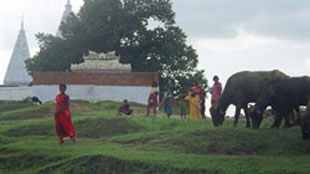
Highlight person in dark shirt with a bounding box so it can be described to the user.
[117,99,133,116]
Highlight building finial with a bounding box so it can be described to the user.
[65,0,72,11]
[21,14,24,30]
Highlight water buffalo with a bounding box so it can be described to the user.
[250,76,310,129]
[211,70,288,127]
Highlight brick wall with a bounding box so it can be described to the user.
[33,72,159,87]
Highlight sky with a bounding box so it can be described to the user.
[1,0,310,111]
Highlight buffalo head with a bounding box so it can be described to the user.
[210,104,225,127]
[249,106,264,129]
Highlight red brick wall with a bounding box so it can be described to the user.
[33,72,159,87]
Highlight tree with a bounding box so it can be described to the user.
[26,33,84,74]
[26,0,208,92]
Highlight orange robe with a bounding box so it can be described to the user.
[55,93,77,140]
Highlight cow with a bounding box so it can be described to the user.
[250,76,310,129]
[210,70,288,127]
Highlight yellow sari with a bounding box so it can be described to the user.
[188,89,201,119]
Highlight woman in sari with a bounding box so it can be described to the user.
[188,81,202,119]
[162,85,173,118]
[210,75,222,107]
[55,84,77,144]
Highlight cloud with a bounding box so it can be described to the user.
[172,0,310,41]
[297,58,310,76]
[192,28,277,51]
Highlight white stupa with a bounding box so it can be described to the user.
[3,19,32,86]
[56,0,72,38]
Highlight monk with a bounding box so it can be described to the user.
[55,84,77,144]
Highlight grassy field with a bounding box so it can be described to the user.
[0,100,309,174]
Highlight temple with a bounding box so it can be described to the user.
[71,51,132,72]
[0,1,158,105]
[3,18,32,86]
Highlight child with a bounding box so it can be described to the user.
[146,81,159,117]
[118,99,133,116]
[177,88,188,119]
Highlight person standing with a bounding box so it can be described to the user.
[177,88,188,119]
[146,81,159,117]
[55,84,77,144]
[200,91,207,119]
[188,81,202,119]
[210,75,222,106]
[162,85,173,118]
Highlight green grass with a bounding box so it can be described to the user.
[0,100,309,174]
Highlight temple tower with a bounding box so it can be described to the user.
[4,19,32,86]
[56,0,72,38]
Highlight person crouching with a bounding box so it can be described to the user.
[117,99,133,117]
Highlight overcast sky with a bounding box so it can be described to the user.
[1,0,310,94]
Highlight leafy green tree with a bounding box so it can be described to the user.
[26,0,208,92]
[26,33,84,74]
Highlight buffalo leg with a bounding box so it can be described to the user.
[283,112,292,128]
[243,105,251,128]
[272,111,282,128]
[234,105,241,127]
[293,107,301,125]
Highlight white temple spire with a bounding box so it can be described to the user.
[56,0,73,38]
[21,14,24,30]
[66,0,72,11]
[4,18,32,86]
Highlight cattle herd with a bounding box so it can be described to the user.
[210,70,310,139]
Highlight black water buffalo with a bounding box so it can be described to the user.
[250,76,310,129]
[211,70,288,127]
